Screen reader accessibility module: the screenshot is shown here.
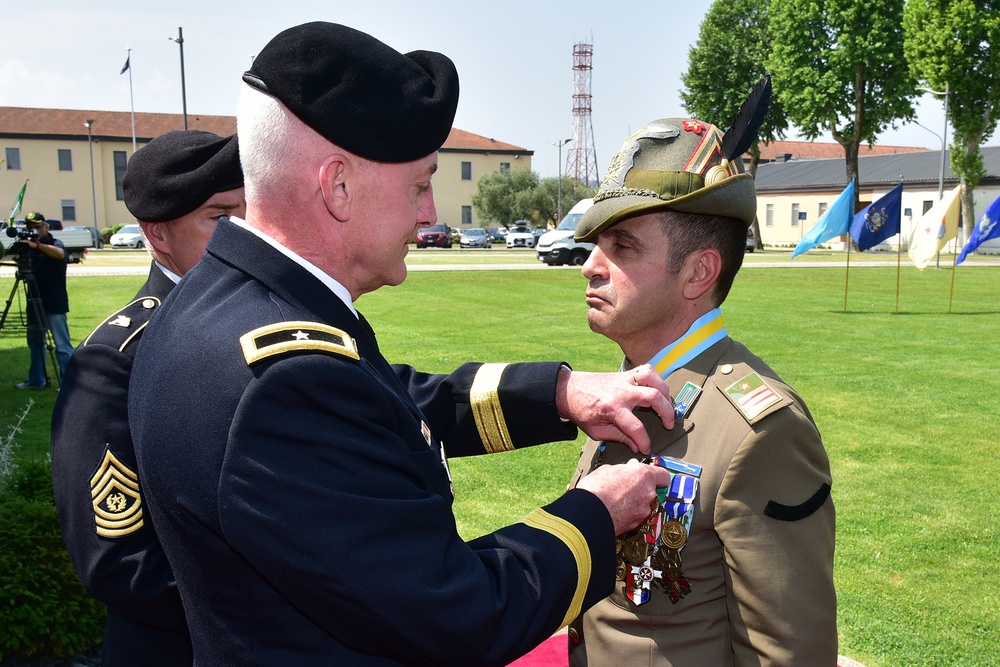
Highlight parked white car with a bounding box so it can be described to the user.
[110,224,145,249]
[505,221,536,248]
[536,198,595,265]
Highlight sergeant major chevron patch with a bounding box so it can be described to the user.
[240,321,360,366]
[90,447,144,538]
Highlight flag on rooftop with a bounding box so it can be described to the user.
[908,185,961,270]
[957,193,1000,265]
[120,55,130,75]
[850,183,902,251]
[7,179,27,222]
[792,179,855,258]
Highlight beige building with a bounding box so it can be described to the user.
[753,146,1000,251]
[1,107,531,230]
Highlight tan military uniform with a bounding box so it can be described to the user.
[568,337,837,666]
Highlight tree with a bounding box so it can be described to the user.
[471,171,595,228]
[682,0,790,249]
[905,0,1000,233]
[471,169,539,226]
[768,0,915,214]
[528,177,597,228]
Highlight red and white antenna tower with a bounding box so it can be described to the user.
[567,40,599,186]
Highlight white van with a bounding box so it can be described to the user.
[536,198,595,266]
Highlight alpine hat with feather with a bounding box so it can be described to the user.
[575,76,771,242]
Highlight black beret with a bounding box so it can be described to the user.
[123,130,243,222]
[243,22,459,163]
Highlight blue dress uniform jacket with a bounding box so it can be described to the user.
[51,263,193,666]
[568,338,837,667]
[128,220,617,667]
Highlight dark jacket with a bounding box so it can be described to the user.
[128,220,616,666]
[51,263,193,666]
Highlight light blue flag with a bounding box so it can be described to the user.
[792,180,856,258]
[957,194,1000,264]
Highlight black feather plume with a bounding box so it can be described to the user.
[721,75,772,161]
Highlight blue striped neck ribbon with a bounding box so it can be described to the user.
[648,308,727,379]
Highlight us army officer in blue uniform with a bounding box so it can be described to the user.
[129,22,672,667]
[51,130,245,666]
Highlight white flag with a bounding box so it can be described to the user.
[908,185,961,270]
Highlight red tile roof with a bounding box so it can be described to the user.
[442,127,528,153]
[0,107,530,154]
[0,106,235,140]
[757,140,928,160]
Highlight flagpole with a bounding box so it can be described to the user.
[843,235,852,313]
[127,48,136,153]
[895,178,902,313]
[896,232,903,313]
[948,235,958,314]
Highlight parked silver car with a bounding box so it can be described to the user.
[460,227,492,249]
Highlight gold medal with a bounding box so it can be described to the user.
[661,519,687,549]
[623,534,649,566]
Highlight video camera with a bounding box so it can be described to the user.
[4,225,38,259]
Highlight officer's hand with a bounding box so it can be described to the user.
[576,460,671,535]
[555,365,674,455]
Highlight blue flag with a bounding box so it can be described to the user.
[850,183,902,251]
[792,180,855,258]
[120,55,130,75]
[957,194,1000,264]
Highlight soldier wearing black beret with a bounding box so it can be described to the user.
[51,130,244,667]
[128,21,677,666]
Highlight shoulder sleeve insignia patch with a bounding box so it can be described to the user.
[240,321,360,366]
[723,371,786,423]
[90,447,144,538]
[764,483,831,521]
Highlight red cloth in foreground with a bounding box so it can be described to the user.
[505,634,568,667]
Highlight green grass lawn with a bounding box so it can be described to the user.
[1,258,998,666]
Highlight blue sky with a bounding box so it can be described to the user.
[2,0,949,178]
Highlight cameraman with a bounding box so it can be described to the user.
[15,211,73,389]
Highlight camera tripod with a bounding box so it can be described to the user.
[1,257,61,387]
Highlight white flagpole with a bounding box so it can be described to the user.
[127,48,136,153]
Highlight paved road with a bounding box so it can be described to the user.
[4,258,998,279]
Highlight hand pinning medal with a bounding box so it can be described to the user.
[616,454,702,606]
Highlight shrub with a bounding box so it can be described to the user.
[0,459,105,661]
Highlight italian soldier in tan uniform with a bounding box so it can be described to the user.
[567,80,838,666]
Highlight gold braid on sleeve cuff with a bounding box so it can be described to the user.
[470,363,516,453]
[520,508,591,628]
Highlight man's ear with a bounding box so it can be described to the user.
[682,248,722,300]
[319,155,351,222]
[138,220,169,255]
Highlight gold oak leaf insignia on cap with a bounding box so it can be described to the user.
[240,321,360,366]
[90,447,144,538]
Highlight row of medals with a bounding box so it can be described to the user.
[616,497,691,604]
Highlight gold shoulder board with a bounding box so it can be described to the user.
[240,321,360,366]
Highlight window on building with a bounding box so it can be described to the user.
[791,203,800,227]
[818,202,828,218]
[500,162,510,174]
[462,205,472,226]
[765,203,774,227]
[5,147,20,170]
[922,200,934,215]
[58,149,73,171]
[61,199,77,221]
[461,161,472,181]
[114,151,128,201]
